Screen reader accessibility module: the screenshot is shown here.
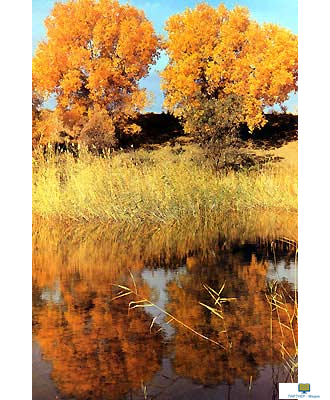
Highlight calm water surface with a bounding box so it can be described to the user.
[32,213,298,399]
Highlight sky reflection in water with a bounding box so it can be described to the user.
[32,212,297,399]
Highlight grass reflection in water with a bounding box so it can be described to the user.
[33,210,297,399]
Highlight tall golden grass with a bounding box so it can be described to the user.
[32,144,297,223]
[265,238,298,382]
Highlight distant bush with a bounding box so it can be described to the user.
[80,107,118,151]
[182,93,261,171]
[203,137,273,172]
[32,109,64,147]
[32,106,145,152]
[184,93,243,144]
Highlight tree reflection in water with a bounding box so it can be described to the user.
[33,212,297,399]
[166,252,297,387]
[33,274,163,400]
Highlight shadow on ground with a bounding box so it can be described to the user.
[121,112,297,150]
[120,113,184,149]
[241,113,298,150]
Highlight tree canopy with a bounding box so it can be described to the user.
[32,0,160,141]
[161,3,298,132]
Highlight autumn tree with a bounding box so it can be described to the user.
[161,3,298,134]
[32,0,160,146]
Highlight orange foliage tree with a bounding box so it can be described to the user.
[161,3,298,133]
[32,0,160,144]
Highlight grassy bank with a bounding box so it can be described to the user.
[32,142,297,224]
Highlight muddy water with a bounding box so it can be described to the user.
[32,212,298,399]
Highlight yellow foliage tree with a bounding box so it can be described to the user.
[32,0,160,141]
[161,3,298,132]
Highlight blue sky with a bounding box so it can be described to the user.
[32,0,298,112]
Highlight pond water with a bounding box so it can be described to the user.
[32,212,298,400]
